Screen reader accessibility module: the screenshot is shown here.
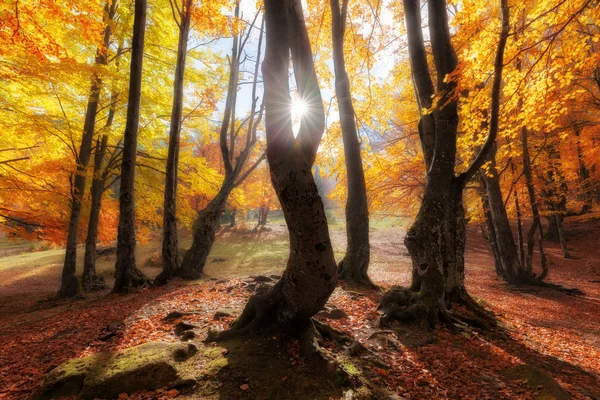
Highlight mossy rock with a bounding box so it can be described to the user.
[37,342,197,399]
[504,364,571,400]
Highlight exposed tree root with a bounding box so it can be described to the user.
[378,286,497,332]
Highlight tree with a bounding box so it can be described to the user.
[330,0,373,287]
[59,0,118,297]
[155,0,195,285]
[113,0,150,293]
[210,0,337,336]
[178,5,265,279]
[379,0,509,326]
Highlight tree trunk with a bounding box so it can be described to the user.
[480,173,505,279]
[156,1,192,286]
[379,0,508,328]
[178,5,264,281]
[521,127,548,281]
[113,0,150,293]
[480,146,524,283]
[330,0,372,287]
[59,0,117,298]
[574,126,593,214]
[82,135,109,291]
[514,187,526,268]
[216,0,337,335]
[178,182,232,279]
[229,208,237,227]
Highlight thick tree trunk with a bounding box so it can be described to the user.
[82,135,109,291]
[380,0,508,328]
[59,0,116,297]
[330,0,372,287]
[113,0,150,293]
[178,183,232,279]
[514,188,526,268]
[258,206,269,226]
[213,0,337,336]
[156,2,192,285]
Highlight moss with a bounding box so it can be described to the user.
[340,361,361,377]
[205,356,229,375]
[201,346,225,359]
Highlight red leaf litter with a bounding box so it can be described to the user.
[1,224,599,399]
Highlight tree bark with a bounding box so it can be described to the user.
[59,0,117,298]
[480,146,524,283]
[381,0,508,327]
[82,135,109,291]
[330,0,372,287]
[113,0,150,293]
[215,0,337,335]
[521,127,548,281]
[156,0,193,285]
[574,125,593,214]
[229,208,237,227]
[178,182,232,279]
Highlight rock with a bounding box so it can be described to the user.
[328,308,348,320]
[504,364,571,400]
[269,274,282,280]
[213,308,239,320]
[164,311,184,321]
[36,342,197,400]
[180,330,196,342]
[174,321,198,336]
[250,275,273,283]
[173,343,198,361]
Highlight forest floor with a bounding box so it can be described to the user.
[0,215,599,399]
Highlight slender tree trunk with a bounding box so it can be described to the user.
[480,174,505,279]
[229,208,237,227]
[480,146,524,282]
[514,187,526,268]
[113,0,150,293]
[82,135,109,291]
[521,127,548,281]
[574,125,593,214]
[156,1,193,285]
[330,0,372,287]
[59,0,117,297]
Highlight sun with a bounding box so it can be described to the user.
[291,96,308,120]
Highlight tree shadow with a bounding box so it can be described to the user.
[200,335,345,400]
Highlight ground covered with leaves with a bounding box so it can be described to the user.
[0,217,599,399]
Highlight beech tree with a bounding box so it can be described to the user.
[113,0,151,293]
[58,0,118,297]
[330,0,373,287]
[177,5,265,280]
[210,0,337,335]
[379,0,509,326]
[155,0,194,285]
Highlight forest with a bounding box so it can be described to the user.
[1,0,600,398]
